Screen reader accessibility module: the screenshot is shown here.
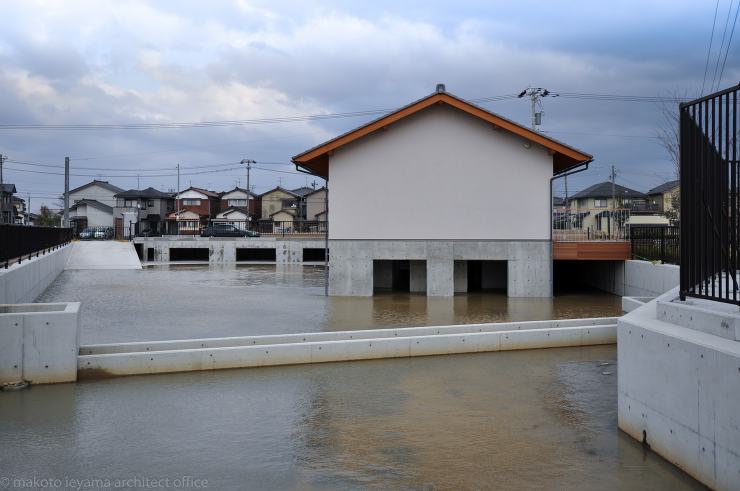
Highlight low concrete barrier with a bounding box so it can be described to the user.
[78,318,617,378]
[622,296,653,313]
[624,260,679,297]
[0,302,81,385]
[0,244,72,304]
[619,289,740,490]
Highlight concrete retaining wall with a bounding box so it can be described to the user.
[574,260,679,298]
[0,302,81,385]
[618,289,740,490]
[78,317,617,378]
[0,245,72,304]
[135,237,325,264]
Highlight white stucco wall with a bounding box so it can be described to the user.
[69,183,118,208]
[328,105,554,240]
[81,204,113,227]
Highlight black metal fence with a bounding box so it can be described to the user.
[679,84,740,304]
[159,219,327,237]
[631,225,680,264]
[0,224,73,267]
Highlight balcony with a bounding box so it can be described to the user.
[552,208,631,260]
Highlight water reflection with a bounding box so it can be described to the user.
[37,264,622,344]
[0,346,698,489]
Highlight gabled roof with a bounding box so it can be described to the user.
[553,196,565,206]
[0,183,17,194]
[290,186,315,197]
[258,186,300,198]
[69,199,113,213]
[176,186,220,199]
[305,186,327,197]
[115,187,174,199]
[219,187,257,198]
[570,182,646,200]
[270,208,296,217]
[218,206,252,217]
[292,87,592,177]
[68,180,123,195]
[647,180,680,195]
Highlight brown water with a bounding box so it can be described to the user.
[36,264,622,344]
[0,346,699,489]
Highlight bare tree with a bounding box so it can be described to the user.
[654,91,687,224]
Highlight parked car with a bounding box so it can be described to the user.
[201,224,260,237]
[93,226,114,240]
[138,229,162,237]
[78,228,93,240]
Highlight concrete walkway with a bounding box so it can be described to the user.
[65,241,142,270]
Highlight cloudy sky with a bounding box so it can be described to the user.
[0,0,735,211]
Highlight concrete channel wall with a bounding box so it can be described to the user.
[134,236,326,263]
[0,245,72,304]
[619,289,740,490]
[577,259,679,297]
[78,317,617,378]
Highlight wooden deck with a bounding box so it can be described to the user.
[553,241,631,260]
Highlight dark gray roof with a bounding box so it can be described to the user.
[570,181,646,200]
[290,186,316,197]
[220,206,252,216]
[552,196,565,206]
[257,186,299,198]
[647,180,680,195]
[219,187,258,198]
[68,180,124,195]
[1,183,17,194]
[69,199,113,213]
[115,187,174,199]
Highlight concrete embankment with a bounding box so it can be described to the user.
[78,317,617,378]
[0,244,72,304]
[65,241,141,270]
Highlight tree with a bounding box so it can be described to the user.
[655,92,685,223]
[37,205,59,227]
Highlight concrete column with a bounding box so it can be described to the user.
[409,260,427,293]
[276,240,302,264]
[160,246,170,262]
[507,259,551,297]
[220,242,237,263]
[328,241,373,296]
[454,260,468,293]
[373,260,392,289]
[427,241,454,297]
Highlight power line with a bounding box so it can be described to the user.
[702,0,722,95]
[711,0,736,91]
[718,0,740,89]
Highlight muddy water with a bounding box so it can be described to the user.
[0,346,699,489]
[36,264,622,344]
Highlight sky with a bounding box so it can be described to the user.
[0,0,736,211]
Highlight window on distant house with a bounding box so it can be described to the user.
[183,199,201,206]
[124,199,137,208]
[229,199,247,207]
[594,199,608,208]
[147,200,154,207]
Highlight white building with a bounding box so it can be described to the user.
[293,85,592,297]
[67,180,123,231]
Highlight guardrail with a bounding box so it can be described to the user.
[0,224,73,267]
[552,208,631,242]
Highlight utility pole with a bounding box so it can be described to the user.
[517,87,558,131]
[240,159,255,215]
[0,154,5,184]
[610,164,618,209]
[137,174,140,189]
[27,192,31,225]
[63,157,69,228]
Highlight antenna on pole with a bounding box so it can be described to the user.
[517,87,558,131]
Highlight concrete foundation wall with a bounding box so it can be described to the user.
[619,290,740,490]
[329,240,551,297]
[0,245,72,304]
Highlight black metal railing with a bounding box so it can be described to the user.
[680,83,740,304]
[155,219,327,237]
[0,224,73,267]
[631,225,680,264]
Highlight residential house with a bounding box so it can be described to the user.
[647,179,680,219]
[67,180,123,233]
[259,187,301,219]
[219,187,260,218]
[552,196,566,212]
[305,187,327,220]
[568,181,667,229]
[0,183,17,224]
[292,84,592,297]
[167,187,221,234]
[12,196,26,224]
[114,187,175,235]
